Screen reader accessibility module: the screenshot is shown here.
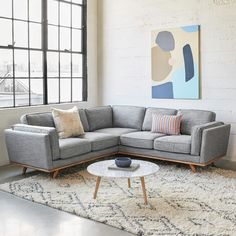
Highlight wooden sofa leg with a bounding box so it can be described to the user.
[22,167,27,176]
[189,164,196,173]
[52,170,60,179]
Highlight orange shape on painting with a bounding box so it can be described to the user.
[151,45,173,82]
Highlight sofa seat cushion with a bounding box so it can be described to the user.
[59,138,91,159]
[81,132,119,151]
[154,135,191,154]
[120,131,165,149]
[95,128,137,137]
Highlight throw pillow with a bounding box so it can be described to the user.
[51,106,85,139]
[151,114,182,135]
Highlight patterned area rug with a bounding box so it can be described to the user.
[0,163,236,236]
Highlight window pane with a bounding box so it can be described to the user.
[60,78,71,102]
[30,51,43,77]
[0,78,14,107]
[72,54,82,77]
[30,79,43,105]
[48,0,58,25]
[29,0,41,22]
[72,0,83,4]
[60,2,71,27]
[0,49,13,76]
[72,79,82,101]
[14,21,28,47]
[15,50,28,77]
[30,23,42,49]
[0,19,12,47]
[0,0,12,18]
[60,53,71,77]
[48,79,59,103]
[15,78,29,106]
[47,52,59,77]
[48,25,58,50]
[0,0,85,108]
[72,29,81,52]
[72,5,82,28]
[60,27,70,51]
[14,0,27,20]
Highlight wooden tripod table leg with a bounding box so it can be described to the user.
[94,176,101,199]
[128,178,131,188]
[140,176,148,205]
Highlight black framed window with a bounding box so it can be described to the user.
[0,0,87,108]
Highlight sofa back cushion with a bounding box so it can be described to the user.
[142,107,177,131]
[85,106,113,131]
[178,109,216,135]
[20,109,90,132]
[21,112,55,127]
[78,109,90,132]
[112,105,146,130]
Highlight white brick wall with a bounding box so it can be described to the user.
[98,0,236,163]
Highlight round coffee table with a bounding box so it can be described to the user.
[87,159,159,204]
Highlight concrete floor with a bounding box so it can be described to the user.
[0,165,133,236]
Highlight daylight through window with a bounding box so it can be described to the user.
[0,0,87,108]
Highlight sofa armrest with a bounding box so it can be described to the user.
[12,124,60,160]
[199,124,231,164]
[191,121,224,156]
[5,129,54,170]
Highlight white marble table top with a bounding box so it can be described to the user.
[87,159,160,178]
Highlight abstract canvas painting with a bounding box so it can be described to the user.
[151,25,200,99]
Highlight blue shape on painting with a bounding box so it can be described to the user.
[183,44,194,82]
[181,25,199,33]
[156,31,175,51]
[152,82,174,99]
[171,64,199,99]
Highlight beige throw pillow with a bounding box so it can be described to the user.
[51,106,84,139]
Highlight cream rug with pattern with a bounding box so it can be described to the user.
[0,163,236,236]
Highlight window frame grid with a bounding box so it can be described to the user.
[0,0,87,108]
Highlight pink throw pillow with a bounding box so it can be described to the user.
[151,114,182,135]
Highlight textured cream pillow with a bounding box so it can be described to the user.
[51,106,84,139]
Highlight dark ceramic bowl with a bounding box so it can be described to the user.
[115,157,132,168]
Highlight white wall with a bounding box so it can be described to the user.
[98,0,236,164]
[0,0,98,166]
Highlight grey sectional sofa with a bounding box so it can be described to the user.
[5,105,231,177]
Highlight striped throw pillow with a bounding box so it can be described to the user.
[151,114,182,135]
